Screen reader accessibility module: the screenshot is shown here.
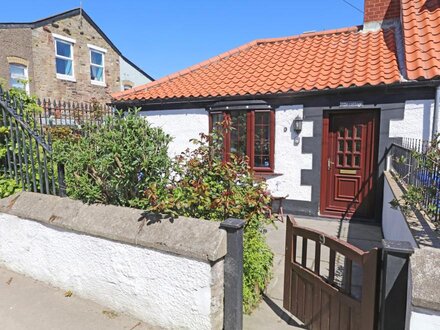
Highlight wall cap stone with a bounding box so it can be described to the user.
[411,247,440,311]
[384,171,440,248]
[0,192,226,263]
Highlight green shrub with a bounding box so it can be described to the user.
[139,128,274,313]
[53,110,172,206]
[0,176,21,198]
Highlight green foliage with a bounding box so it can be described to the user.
[53,110,173,206]
[0,175,21,198]
[391,136,440,228]
[7,83,43,115]
[140,124,274,313]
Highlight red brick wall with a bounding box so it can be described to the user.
[364,0,401,23]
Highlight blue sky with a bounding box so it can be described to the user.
[0,0,365,79]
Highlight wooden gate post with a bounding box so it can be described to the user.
[220,218,245,330]
[379,240,414,330]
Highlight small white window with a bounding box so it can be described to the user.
[9,64,29,94]
[123,84,132,91]
[90,49,105,86]
[55,38,75,81]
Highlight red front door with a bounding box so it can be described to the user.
[320,110,379,220]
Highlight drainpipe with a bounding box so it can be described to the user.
[432,85,440,139]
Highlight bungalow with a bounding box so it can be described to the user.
[112,0,440,222]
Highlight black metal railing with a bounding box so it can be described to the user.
[38,98,114,127]
[388,138,440,223]
[0,87,59,195]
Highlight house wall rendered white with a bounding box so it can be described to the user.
[141,109,209,157]
[141,106,313,202]
[119,56,152,90]
[266,105,313,202]
[389,100,436,140]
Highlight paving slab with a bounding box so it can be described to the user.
[0,266,161,330]
[244,216,382,330]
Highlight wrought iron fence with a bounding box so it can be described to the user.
[388,138,440,223]
[0,87,60,195]
[38,98,114,127]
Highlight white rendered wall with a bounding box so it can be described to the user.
[389,100,435,140]
[0,213,214,330]
[266,105,313,201]
[382,175,417,248]
[411,307,440,330]
[141,109,209,157]
[142,106,313,201]
[119,56,152,90]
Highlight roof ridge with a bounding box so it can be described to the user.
[112,26,364,100]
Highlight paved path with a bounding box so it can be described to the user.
[244,216,383,330]
[0,267,159,330]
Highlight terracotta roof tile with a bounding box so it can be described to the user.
[402,0,440,80]
[113,27,401,102]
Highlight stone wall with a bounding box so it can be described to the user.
[31,16,120,103]
[0,192,226,329]
[0,28,34,93]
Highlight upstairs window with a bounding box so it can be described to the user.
[53,34,75,81]
[210,110,275,173]
[9,64,29,94]
[88,45,107,86]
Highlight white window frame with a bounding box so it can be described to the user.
[53,34,76,82]
[88,44,107,86]
[9,63,29,94]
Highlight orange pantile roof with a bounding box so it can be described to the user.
[402,0,440,80]
[113,27,401,102]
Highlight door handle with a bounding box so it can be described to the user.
[327,158,334,170]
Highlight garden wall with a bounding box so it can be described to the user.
[382,171,440,329]
[0,192,226,330]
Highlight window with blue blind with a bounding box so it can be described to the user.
[90,49,105,84]
[55,39,74,79]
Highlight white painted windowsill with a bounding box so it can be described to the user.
[56,74,76,82]
[91,80,106,87]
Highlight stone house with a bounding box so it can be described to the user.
[0,8,153,103]
[113,0,440,223]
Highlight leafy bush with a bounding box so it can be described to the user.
[140,127,274,313]
[53,110,172,206]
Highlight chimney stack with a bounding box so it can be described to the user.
[364,0,401,24]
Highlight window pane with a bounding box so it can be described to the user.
[56,58,73,76]
[355,140,361,152]
[230,111,247,157]
[254,112,271,168]
[56,40,72,58]
[338,154,344,166]
[91,65,103,81]
[91,51,103,65]
[347,140,353,152]
[347,127,353,138]
[346,155,352,166]
[9,64,27,90]
[356,125,362,138]
[10,64,25,77]
[354,155,360,167]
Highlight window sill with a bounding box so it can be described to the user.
[91,80,106,87]
[56,74,76,82]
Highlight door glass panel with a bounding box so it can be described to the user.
[338,154,344,166]
[338,140,344,152]
[347,140,353,152]
[346,156,352,167]
[355,140,361,152]
[338,127,344,137]
[347,127,353,138]
[356,125,362,138]
[354,155,360,167]
[230,111,247,157]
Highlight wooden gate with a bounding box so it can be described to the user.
[283,216,379,330]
